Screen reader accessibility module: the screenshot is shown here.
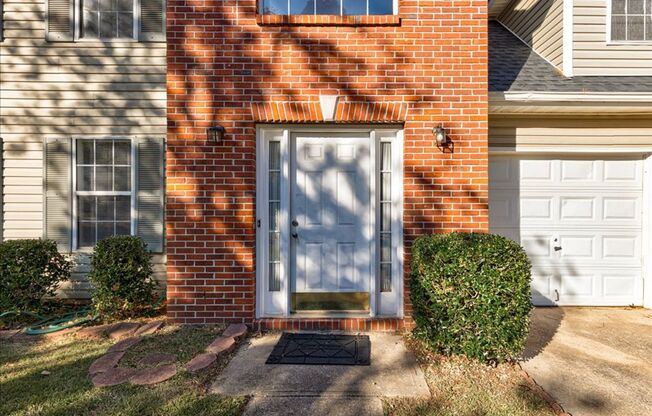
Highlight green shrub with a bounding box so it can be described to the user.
[410,232,532,362]
[0,239,72,312]
[89,236,157,319]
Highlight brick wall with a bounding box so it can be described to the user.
[166,1,489,324]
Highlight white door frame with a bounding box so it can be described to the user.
[256,125,404,318]
[490,147,652,308]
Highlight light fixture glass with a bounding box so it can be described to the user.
[433,125,447,146]
[207,125,226,142]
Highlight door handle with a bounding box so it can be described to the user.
[292,232,298,239]
[554,246,562,251]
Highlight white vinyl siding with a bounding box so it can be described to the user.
[574,0,652,75]
[498,0,565,69]
[0,0,166,298]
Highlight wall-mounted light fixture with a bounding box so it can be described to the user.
[207,125,226,143]
[433,125,448,147]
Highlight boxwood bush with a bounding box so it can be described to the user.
[410,232,532,362]
[89,236,157,319]
[0,239,72,312]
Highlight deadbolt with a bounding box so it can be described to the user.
[292,219,299,227]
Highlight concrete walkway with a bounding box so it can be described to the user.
[522,307,652,416]
[211,332,430,416]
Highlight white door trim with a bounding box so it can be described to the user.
[643,154,652,308]
[256,126,404,318]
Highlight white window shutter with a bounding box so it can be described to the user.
[136,137,165,253]
[44,137,72,252]
[139,0,166,42]
[46,0,73,42]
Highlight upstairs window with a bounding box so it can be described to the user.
[611,0,652,41]
[81,0,135,40]
[261,0,395,15]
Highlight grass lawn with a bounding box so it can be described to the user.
[0,323,247,416]
[384,336,557,416]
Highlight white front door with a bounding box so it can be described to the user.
[291,133,373,296]
[490,155,645,306]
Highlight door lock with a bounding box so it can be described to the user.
[292,219,299,227]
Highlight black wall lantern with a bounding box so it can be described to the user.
[207,125,226,143]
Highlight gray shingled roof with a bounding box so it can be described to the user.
[489,21,652,93]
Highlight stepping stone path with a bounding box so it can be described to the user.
[87,321,248,387]
[130,364,177,385]
[138,353,177,366]
[89,351,126,375]
[92,367,135,387]
[134,320,164,336]
[77,324,113,340]
[106,322,141,340]
[185,353,217,374]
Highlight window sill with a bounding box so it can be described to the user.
[256,14,401,27]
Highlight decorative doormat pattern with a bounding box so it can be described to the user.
[266,333,371,365]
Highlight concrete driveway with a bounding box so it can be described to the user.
[522,307,652,416]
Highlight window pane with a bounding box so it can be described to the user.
[381,173,391,201]
[381,142,391,170]
[115,222,131,236]
[269,172,280,200]
[612,0,626,13]
[118,13,134,38]
[82,10,99,38]
[612,15,627,40]
[96,141,113,164]
[77,167,94,191]
[380,263,392,292]
[97,222,115,242]
[96,166,113,191]
[268,141,280,170]
[628,16,645,40]
[291,0,314,14]
[369,0,393,15]
[97,196,115,220]
[269,233,280,262]
[316,0,341,14]
[343,0,366,15]
[263,0,289,14]
[79,222,96,247]
[646,15,652,41]
[117,0,133,11]
[628,0,644,14]
[84,0,99,10]
[380,233,391,262]
[79,196,97,220]
[114,140,131,165]
[269,202,280,230]
[381,202,391,231]
[114,167,131,191]
[99,0,113,10]
[100,11,117,38]
[78,140,94,165]
[269,262,281,291]
[115,196,131,221]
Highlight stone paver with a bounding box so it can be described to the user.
[91,367,135,387]
[206,336,236,355]
[222,323,248,339]
[212,332,429,415]
[106,322,140,340]
[138,353,177,366]
[107,336,142,353]
[185,353,217,373]
[89,351,126,375]
[522,307,652,416]
[134,320,165,336]
[130,364,177,385]
[77,324,113,340]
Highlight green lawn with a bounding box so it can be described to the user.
[0,324,247,416]
[384,336,557,416]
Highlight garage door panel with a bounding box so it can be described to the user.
[489,155,645,306]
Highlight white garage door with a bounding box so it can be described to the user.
[490,156,644,306]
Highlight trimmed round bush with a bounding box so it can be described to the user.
[89,236,157,319]
[0,239,72,312]
[410,232,532,362]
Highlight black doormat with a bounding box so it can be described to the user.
[266,333,371,365]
